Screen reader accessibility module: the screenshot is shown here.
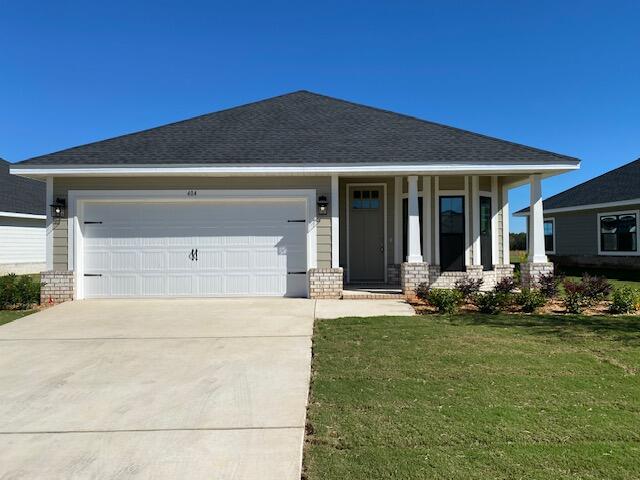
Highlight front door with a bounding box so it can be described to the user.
[480,196,492,270]
[348,186,385,282]
[439,196,465,272]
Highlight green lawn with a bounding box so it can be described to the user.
[304,314,640,479]
[0,310,34,326]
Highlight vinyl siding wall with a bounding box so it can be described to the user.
[547,203,640,257]
[0,216,46,266]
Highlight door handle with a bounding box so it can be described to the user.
[194,249,198,261]
[188,249,195,261]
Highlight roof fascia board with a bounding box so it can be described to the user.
[514,198,640,217]
[11,163,579,178]
[0,211,46,219]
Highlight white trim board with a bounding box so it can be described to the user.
[596,209,640,257]
[0,211,46,220]
[11,162,580,178]
[514,198,640,216]
[67,189,318,299]
[345,183,388,284]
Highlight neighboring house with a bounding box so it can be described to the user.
[0,158,46,274]
[515,158,640,271]
[10,91,579,302]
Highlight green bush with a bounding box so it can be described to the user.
[426,289,463,314]
[516,288,547,313]
[473,291,510,314]
[609,286,640,314]
[0,274,41,309]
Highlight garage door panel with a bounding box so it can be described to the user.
[82,199,308,298]
[141,251,165,271]
[167,275,195,296]
[141,276,165,296]
[111,275,138,296]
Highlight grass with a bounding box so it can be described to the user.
[304,314,640,479]
[0,310,34,326]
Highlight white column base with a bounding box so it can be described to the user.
[406,255,423,263]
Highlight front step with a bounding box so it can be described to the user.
[341,286,405,300]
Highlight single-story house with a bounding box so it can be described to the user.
[10,91,579,302]
[0,158,46,274]
[515,158,639,270]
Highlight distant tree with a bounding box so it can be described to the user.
[510,232,527,251]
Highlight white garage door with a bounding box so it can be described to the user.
[82,200,308,298]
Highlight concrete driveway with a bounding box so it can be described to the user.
[0,299,314,480]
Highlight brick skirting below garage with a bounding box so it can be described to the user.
[40,271,74,306]
[308,268,343,299]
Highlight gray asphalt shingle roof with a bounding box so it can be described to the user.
[517,158,640,214]
[14,91,578,168]
[0,159,45,215]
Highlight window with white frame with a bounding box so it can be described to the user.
[599,211,637,254]
[544,218,555,253]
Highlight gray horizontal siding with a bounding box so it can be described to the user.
[549,203,640,256]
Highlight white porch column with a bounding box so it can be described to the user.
[471,175,481,265]
[394,176,402,264]
[434,176,440,265]
[45,177,53,270]
[406,175,422,262]
[500,182,510,264]
[330,175,340,268]
[491,176,499,265]
[422,176,432,263]
[528,174,547,263]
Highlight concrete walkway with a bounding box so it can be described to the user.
[0,299,314,480]
[315,299,415,319]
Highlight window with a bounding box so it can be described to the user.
[544,218,555,253]
[599,212,637,254]
[352,189,380,209]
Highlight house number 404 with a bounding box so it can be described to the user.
[187,190,197,197]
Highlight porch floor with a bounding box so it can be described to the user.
[342,284,404,300]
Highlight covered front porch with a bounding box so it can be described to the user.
[309,173,552,298]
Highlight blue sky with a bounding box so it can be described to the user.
[1,1,638,231]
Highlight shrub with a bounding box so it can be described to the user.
[473,291,510,314]
[609,286,640,314]
[426,289,463,314]
[580,273,612,302]
[516,288,547,313]
[0,274,41,309]
[538,271,563,298]
[562,279,590,313]
[454,278,483,300]
[494,276,517,294]
[415,282,430,302]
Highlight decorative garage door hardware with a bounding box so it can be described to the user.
[84,273,102,277]
[287,219,306,222]
[83,221,103,224]
[288,271,306,275]
[188,249,198,261]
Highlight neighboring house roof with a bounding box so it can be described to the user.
[516,158,640,215]
[14,90,578,168]
[0,159,46,216]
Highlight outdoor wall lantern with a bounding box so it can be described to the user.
[50,198,66,219]
[317,195,329,216]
